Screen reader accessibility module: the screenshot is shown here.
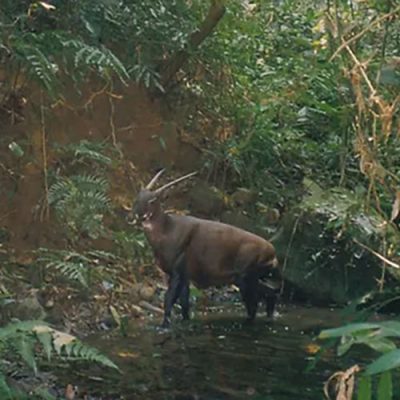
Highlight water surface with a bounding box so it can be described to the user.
[65,304,350,399]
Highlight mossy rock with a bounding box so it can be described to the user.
[274,183,397,305]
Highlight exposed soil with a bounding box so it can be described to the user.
[0,82,203,252]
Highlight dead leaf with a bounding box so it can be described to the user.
[305,343,321,355]
[390,191,400,222]
[32,325,54,334]
[324,365,360,400]
[38,1,56,11]
[53,331,76,351]
[117,351,140,359]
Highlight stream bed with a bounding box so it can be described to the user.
[57,303,358,399]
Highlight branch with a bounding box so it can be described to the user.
[354,239,400,269]
[330,5,400,61]
[160,0,226,89]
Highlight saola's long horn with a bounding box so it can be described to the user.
[146,168,165,189]
[154,171,197,195]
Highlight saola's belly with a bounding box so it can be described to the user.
[189,268,237,289]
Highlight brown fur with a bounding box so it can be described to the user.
[132,183,281,327]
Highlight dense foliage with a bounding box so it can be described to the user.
[1,0,400,398]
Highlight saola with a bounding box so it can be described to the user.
[130,170,282,327]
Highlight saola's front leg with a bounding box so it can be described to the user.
[161,253,188,328]
[179,279,190,321]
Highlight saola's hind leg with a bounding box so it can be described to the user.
[258,281,279,318]
[179,279,190,321]
[236,275,260,323]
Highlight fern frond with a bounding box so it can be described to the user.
[12,41,59,97]
[64,40,129,85]
[48,173,111,240]
[37,248,118,286]
[0,320,119,370]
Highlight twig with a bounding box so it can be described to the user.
[342,38,376,95]
[330,5,400,61]
[280,213,302,295]
[354,238,400,269]
[40,92,50,222]
[108,91,123,159]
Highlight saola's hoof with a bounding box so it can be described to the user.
[159,318,172,330]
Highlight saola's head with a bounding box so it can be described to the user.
[131,169,197,224]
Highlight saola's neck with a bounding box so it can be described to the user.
[144,209,170,235]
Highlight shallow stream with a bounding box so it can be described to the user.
[59,304,356,399]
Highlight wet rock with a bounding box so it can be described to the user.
[188,181,225,216]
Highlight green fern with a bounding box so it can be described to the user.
[61,140,113,166]
[48,174,111,241]
[12,40,59,97]
[64,40,129,85]
[0,320,118,399]
[37,248,117,286]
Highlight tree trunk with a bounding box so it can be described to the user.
[160,0,226,89]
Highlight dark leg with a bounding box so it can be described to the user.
[237,275,259,323]
[162,273,183,328]
[179,280,190,321]
[266,293,277,318]
[258,282,278,318]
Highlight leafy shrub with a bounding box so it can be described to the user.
[319,321,400,399]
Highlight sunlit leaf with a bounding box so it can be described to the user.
[318,323,380,339]
[53,331,76,354]
[8,142,24,158]
[366,349,400,376]
[38,1,56,11]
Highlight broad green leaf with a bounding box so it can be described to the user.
[366,349,400,376]
[357,375,371,400]
[377,371,392,400]
[318,323,380,339]
[377,321,400,338]
[362,337,396,354]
